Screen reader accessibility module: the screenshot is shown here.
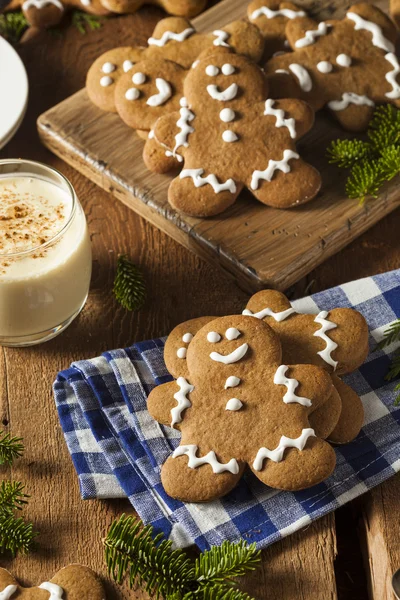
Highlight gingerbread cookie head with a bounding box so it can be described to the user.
[150,49,320,216]
[243,289,369,375]
[0,565,105,599]
[247,0,307,58]
[148,314,336,502]
[99,0,206,16]
[4,0,110,30]
[265,3,400,131]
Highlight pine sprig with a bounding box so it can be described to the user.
[377,319,400,349]
[104,515,261,600]
[71,9,102,34]
[113,255,146,311]
[376,320,400,406]
[0,10,28,44]
[0,481,28,516]
[0,431,24,466]
[327,105,400,203]
[0,482,38,556]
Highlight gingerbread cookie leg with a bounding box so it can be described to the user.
[328,375,364,444]
[327,102,375,133]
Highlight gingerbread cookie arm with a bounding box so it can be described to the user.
[147,381,184,427]
[309,383,342,439]
[346,3,398,46]
[319,308,369,374]
[50,565,105,599]
[327,103,375,133]
[328,375,364,444]
[143,135,181,175]
[276,364,333,414]
[263,98,315,140]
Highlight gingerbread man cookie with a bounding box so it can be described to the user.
[148,315,336,501]
[264,3,400,131]
[3,0,109,28]
[0,565,105,599]
[243,289,368,443]
[149,49,320,216]
[247,0,307,58]
[86,17,265,113]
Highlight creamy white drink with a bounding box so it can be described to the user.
[0,161,92,346]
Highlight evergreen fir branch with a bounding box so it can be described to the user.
[385,349,400,381]
[104,515,260,600]
[345,160,386,203]
[0,514,37,556]
[0,431,24,466]
[327,139,371,168]
[379,145,400,180]
[71,10,102,34]
[194,541,260,585]
[377,319,400,349]
[368,104,400,151]
[0,481,28,516]
[113,255,146,311]
[0,10,28,44]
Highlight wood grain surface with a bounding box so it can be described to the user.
[0,2,399,599]
[37,0,400,292]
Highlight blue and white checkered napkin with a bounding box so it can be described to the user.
[53,269,400,551]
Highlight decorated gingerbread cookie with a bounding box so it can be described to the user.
[247,0,307,58]
[149,49,320,216]
[148,315,337,501]
[3,0,110,28]
[100,0,205,16]
[86,17,265,113]
[0,565,105,599]
[264,3,400,131]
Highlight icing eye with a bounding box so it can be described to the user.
[225,398,243,411]
[132,72,146,85]
[182,332,193,343]
[222,64,235,75]
[123,60,134,72]
[207,331,221,343]
[317,61,332,73]
[125,88,140,100]
[336,53,352,67]
[102,62,116,74]
[100,76,113,87]
[225,327,241,340]
[206,65,219,76]
[177,347,187,358]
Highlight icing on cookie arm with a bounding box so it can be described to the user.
[147,381,181,426]
[171,377,194,428]
[0,586,17,600]
[314,311,338,369]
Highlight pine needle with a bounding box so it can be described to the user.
[345,160,386,204]
[327,139,371,168]
[0,10,28,44]
[71,10,102,34]
[377,319,400,349]
[0,431,24,466]
[0,482,38,556]
[113,255,146,311]
[104,514,260,600]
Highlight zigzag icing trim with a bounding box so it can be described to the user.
[253,428,315,470]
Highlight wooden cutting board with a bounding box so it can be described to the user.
[37,0,399,293]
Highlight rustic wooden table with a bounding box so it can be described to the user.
[0,5,400,599]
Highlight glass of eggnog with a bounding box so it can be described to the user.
[0,159,92,346]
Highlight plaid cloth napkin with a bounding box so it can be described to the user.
[53,269,400,551]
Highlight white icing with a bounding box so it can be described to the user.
[289,64,312,92]
[273,365,312,407]
[314,311,338,369]
[102,62,116,74]
[148,27,195,47]
[207,331,221,343]
[180,169,237,194]
[182,332,193,343]
[251,149,299,190]
[225,327,240,340]
[347,11,394,53]
[222,64,235,75]
[180,97,188,107]
[210,343,248,364]
[171,376,193,427]
[253,429,315,469]
[81,0,91,5]
[273,50,287,57]
[295,22,329,48]
[385,52,400,99]
[222,130,239,143]
[172,444,239,474]
[0,586,17,600]
[22,0,63,10]
[147,79,172,107]
[275,69,290,74]
[207,83,238,101]
[206,65,219,76]
[132,72,146,85]
[336,53,352,67]
[327,92,374,111]
[225,376,240,389]
[226,398,243,411]
[213,30,230,47]
[38,582,64,599]
[169,107,195,160]
[148,130,155,139]
[242,306,296,321]
[192,60,200,69]
[177,347,187,359]
[263,99,296,139]
[123,60,134,72]
[250,6,306,20]
[317,61,332,73]
[100,76,113,87]
[125,88,139,100]
[220,108,235,123]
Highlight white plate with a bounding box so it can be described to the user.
[0,37,29,150]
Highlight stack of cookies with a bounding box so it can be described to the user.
[147,291,369,502]
[86,0,400,217]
